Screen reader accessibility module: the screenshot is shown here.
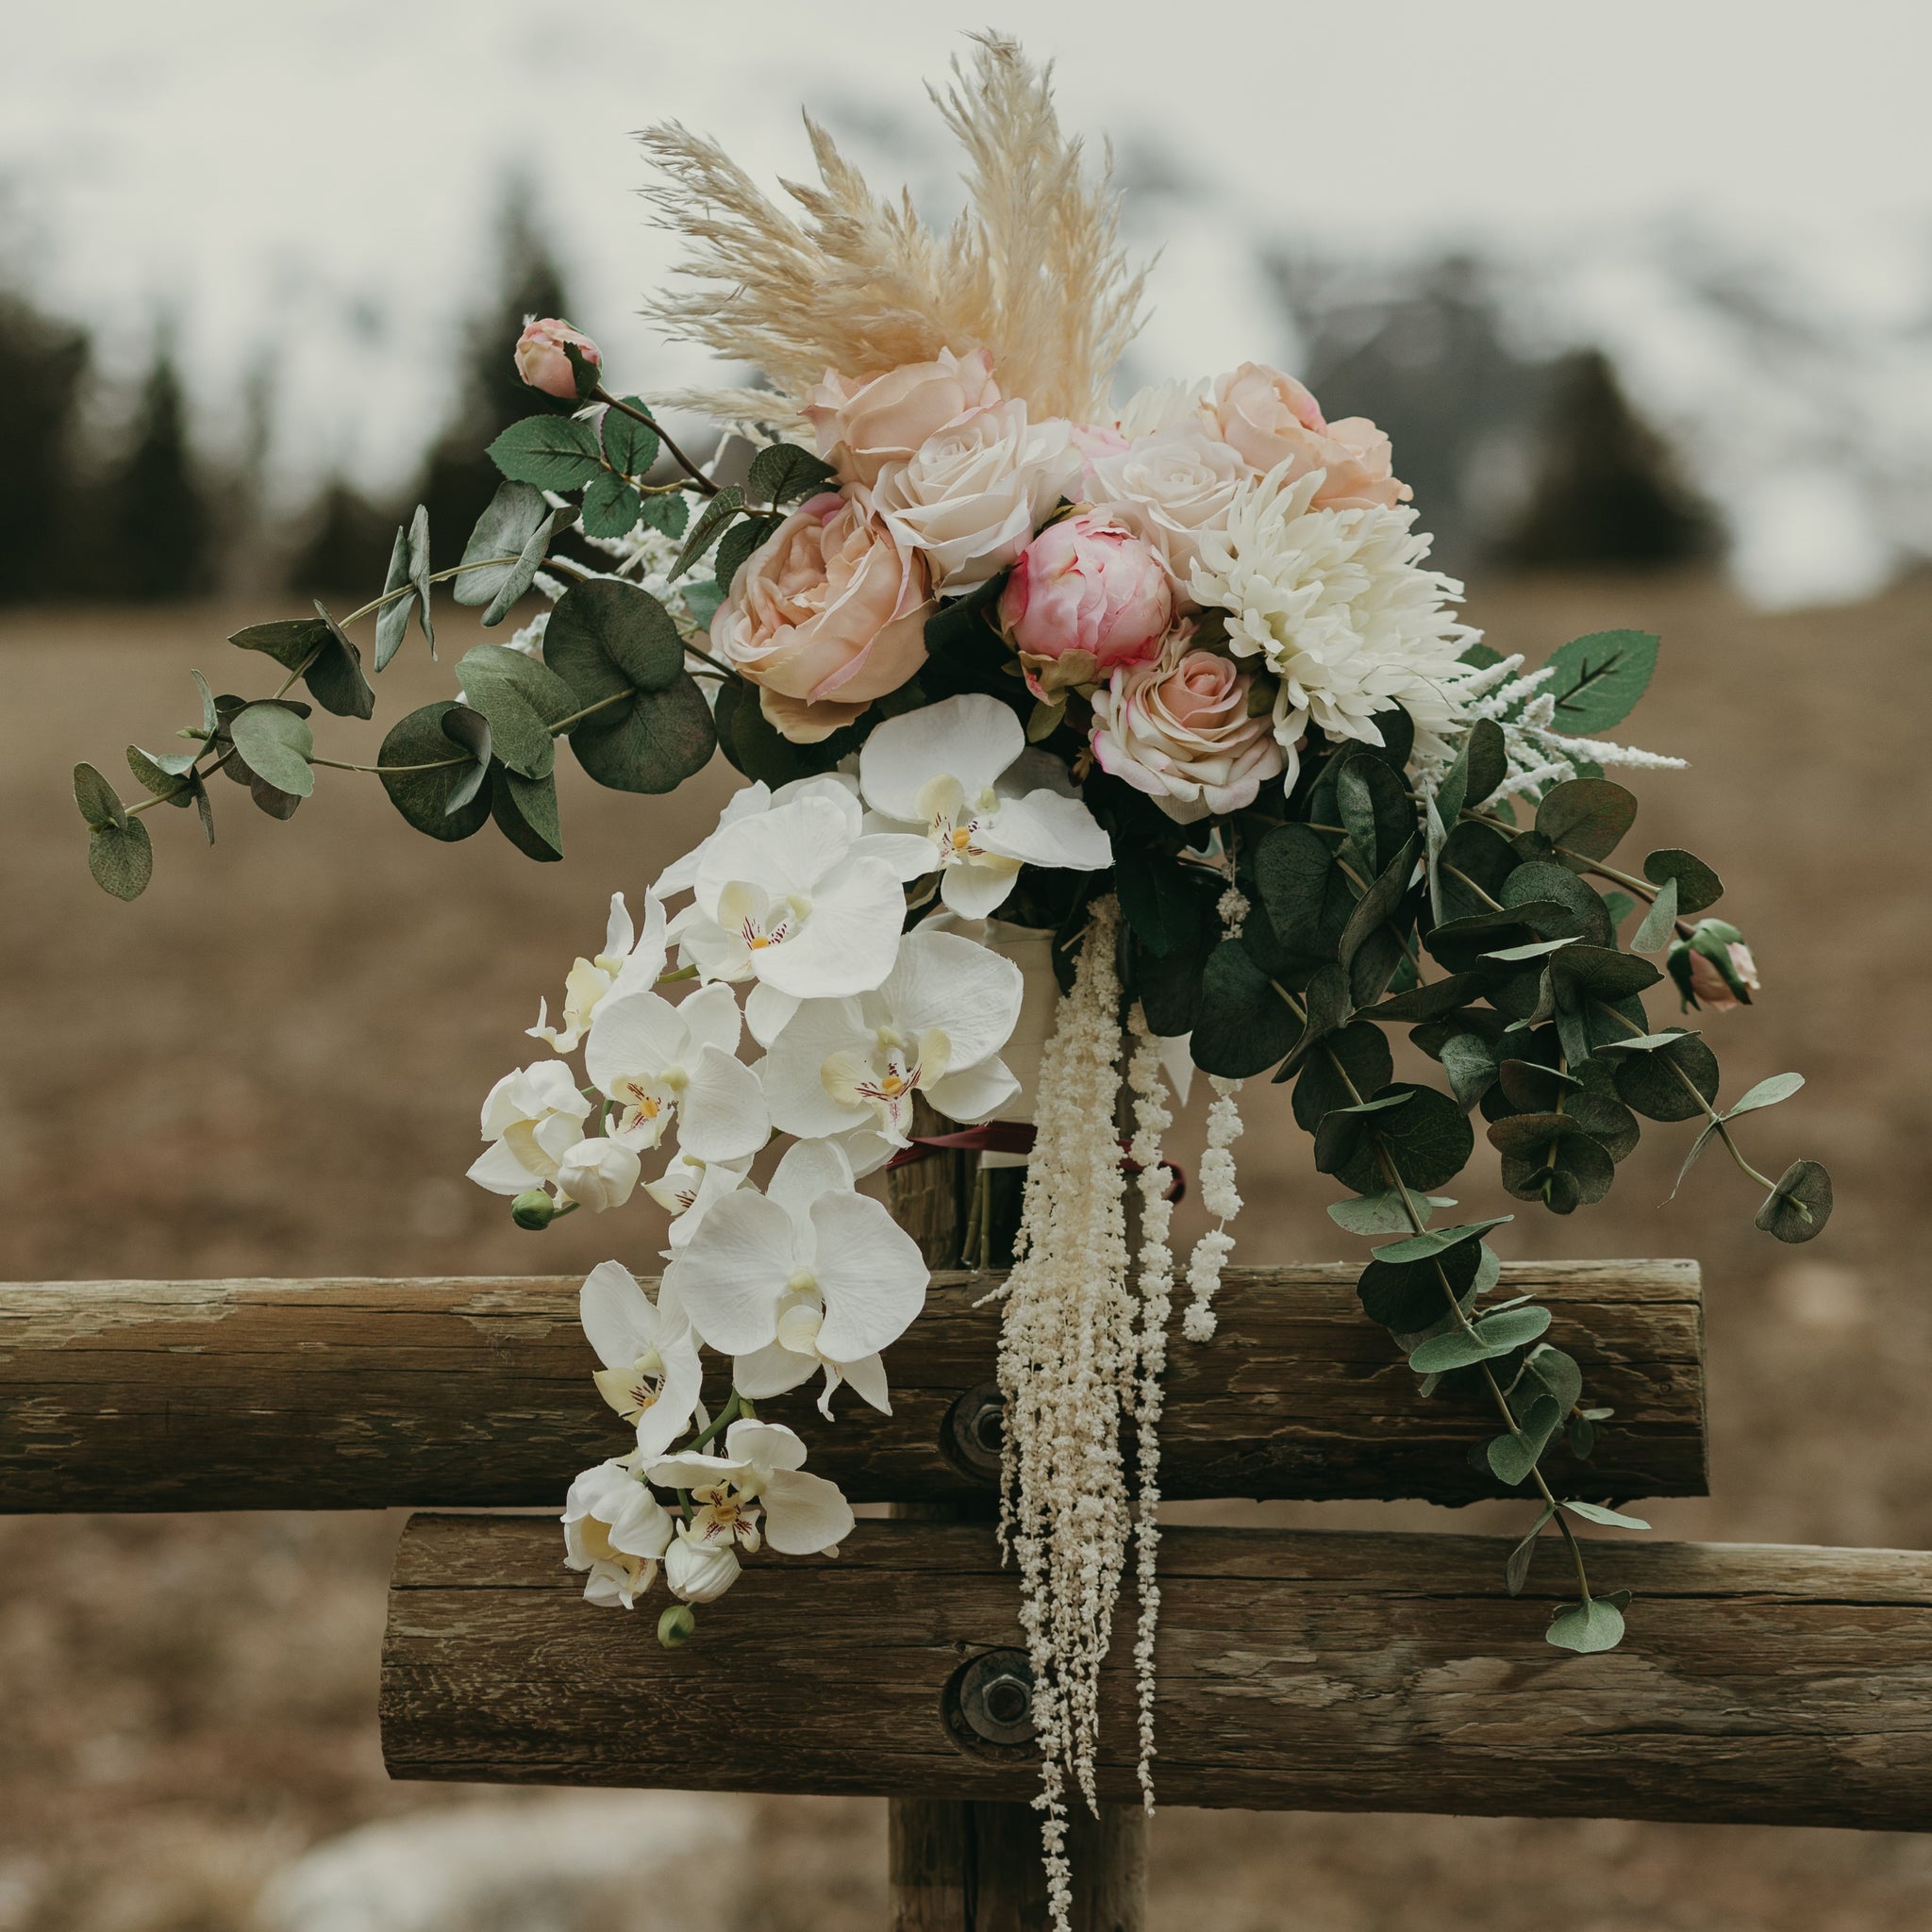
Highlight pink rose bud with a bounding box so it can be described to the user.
[998,512,1173,698]
[514,317,602,401]
[1668,919,1760,1012]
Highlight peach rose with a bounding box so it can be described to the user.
[712,491,932,743]
[514,318,600,400]
[803,347,999,488]
[1205,361,1410,512]
[998,511,1172,698]
[1091,648,1284,822]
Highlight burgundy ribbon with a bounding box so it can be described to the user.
[886,1124,1186,1202]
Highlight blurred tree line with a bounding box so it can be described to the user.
[0,215,1716,608]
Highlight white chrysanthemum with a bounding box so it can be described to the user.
[1190,463,1479,774]
[1113,376,1209,440]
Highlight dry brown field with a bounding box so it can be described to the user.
[4,573,1930,1929]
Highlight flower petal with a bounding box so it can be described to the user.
[753,856,905,999]
[724,1419,810,1474]
[850,831,942,882]
[579,1259,658,1370]
[809,1191,928,1360]
[758,999,874,1141]
[467,1137,541,1195]
[835,1350,893,1416]
[926,1055,1021,1124]
[940,860,1021,919]
[760,1467,856,1555]
[663,1189,792,1355]
[768,1137,857,1217]
[678,1044,772,1162]
[977,790,1114,870]
[585,989,687,1094]
[859,692,1023,818]
[695,794,853,915]
[883,927,1024,1069]
[730,1340,818,1401]
[676,980,743,1058]
[744,980,801,1049]
[634,1329,705,1465]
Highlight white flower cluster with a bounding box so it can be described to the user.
[464,697,1118,1624]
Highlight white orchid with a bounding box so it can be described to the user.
[759,926,1023,1146]
[668,792,933,1047]
[579,1260,705,1461]
[554,1136,641,1213]
[663,1533,742,1603]
[858,693,1112,918]
[652,774,866,899]
[560,1458,675,1609]
[652,1419,856,1557]
[527,891,668,1053]
[643,1149,753,1252]
[584,981,769,1163]
[466,1061,592,1197]
[663,1139,926,1415]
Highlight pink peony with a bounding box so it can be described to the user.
[1205,361,1410,512]
[711,491,932,742]
[803,347,999,488]
[514,318,601,400]
[1091,648,1284,823]
[997,512,1173,698]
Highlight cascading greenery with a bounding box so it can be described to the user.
[74,377,1829,1657]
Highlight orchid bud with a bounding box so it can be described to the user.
[1667,919,1760,1013]
[657,1603,697,1648]
[555,1137,641,1213]
[513,317,602,401]
[665,1532,742,1604]
[510,1189,557,1231]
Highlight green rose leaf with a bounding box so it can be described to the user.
[670,486,745,580]
[490,764,564,862]
[640,491,691,541]
[88,816,154,900]
[1756,1158,1834,1244]
[1644,847,1724,914]
[714,509,785,591]
[748,441,837,507]
[1541,629,1659,734]
[581,471,642,539]
[377,701,492,841]
[375,525,415,671]
[228,702,315,798]
[601,400,660,478]
[487,413,605,491]
[455,643,577,780]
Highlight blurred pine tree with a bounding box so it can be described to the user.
[97,331,217,600]
[0,293,90,602]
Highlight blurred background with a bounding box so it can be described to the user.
[6,4,1932,1927]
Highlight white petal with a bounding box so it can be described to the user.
[648,1447,740,1490]
[859,693,1023,818]
[603,891,635,959]
[653,782,772,898]
[768,1138,857,1217]
[834,1350,893,1416]
[695,794,852,913]
[675,980,743,1058]
[730,1341,818,1401]
[883,928,1024,1068]
[585,990,687,1093]
[978,790,1114,871]
[753,856,905,999]
[759,1467,856,1555]
[850,831,942,883]
[663,1190,792,1354]
[743,980,801,1049]
[634,1330,705,1465]
[926,1056,1021,1124]
[724,1419,810,1474]
[833,1127,897,1179]
[677,1045,772,1163]
[467,1138,541,1195]
[1156,1032,1196,1107]
[809,1191,928,1360]
[940,860,1021,919]
[579,1260,658,1369]
[758,1001,873,1140]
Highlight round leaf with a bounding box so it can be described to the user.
[568,674,718,794]
[88,817,153,900]
[1756,1159,1833,1244]
[377,702,492,842]
[229,703,314,798]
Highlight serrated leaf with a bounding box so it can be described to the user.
[1545,1596,1626,1654]
[601,400,659,477]
[670,486,744,580]
[640,491,691,541]
[229,703,314,797]
[581,471,641,539]
[714,509,784,591]
[748,441,836,507]
[375,525,414,670]
[87,817,153,899]
[1561,1499,1651,1530]
[487,413,604,491]
[1631,874,1679,953]
[1541,629,1659,734]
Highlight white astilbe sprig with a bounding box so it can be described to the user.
[1182,891,1249,1345]
[1446,652,1687,801]
[1124,1005,1175,1811]
[990,895,1133,1932]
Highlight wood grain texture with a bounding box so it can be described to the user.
[0,1261,1705,1511]
[383,1514,1932,1829]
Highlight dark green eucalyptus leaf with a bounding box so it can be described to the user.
[1631,874,1679,953]
[1358,971,1490,1024]
[229,702,314,797]
[456,643,577,780]
[601,400,659,477]
[543,578,684,705]
[1328,1081,1472,1194]
[188,773,214,843]
[375,525,414,671]
[125,744,197,803]
[713,679,865,786]
[670,486,745,580]
[250,774,303,819]
[1273,961,1353,1081]
[1191,938,1303,1078]
[1407,1304,1551,1374]
[1336,753,1413,876]
[1644,847,1723,914]
[1434,819,1518,923]
[1506,1505,1557,1595]
[1550,943,1662,1003]
[569,673,717,794]
[1115,846,1206,958]
[407,503,434,654]
[454,482,553,612]
[1253,823,1349,962]
[191,668,217,736]
[581,471,641,539]
[1536,777,1638,868]
[1541,629,1659,734]
[1756,1159,1833,1243]
[1487,1393,1563,1485]
[1338,833,1419,969]
[1292,1021,1394,1133]
[1727,1072,1805,1117]
[228,612,374,721]
[748,441,838,507]
[491,764,564,861]
[87,816,153,899]
[1524,1343,1583,1416]
[1371,1215,1512,1265]
[377,702,492,841]
[487,413,605,491]
[1611,1028,1721,1122]
[1438,1029,1499,1110]
[1503,860,1615,946]
[1329,1191,1457,1237]
[1357,1232,1484,1332]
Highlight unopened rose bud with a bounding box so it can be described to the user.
[514,317,601,401]
[510,1189,558,1231]
[555,1137,641,1213]
[657,1603,697,1648]
[664,1532,742,1604]
[1668,919,1760,1012]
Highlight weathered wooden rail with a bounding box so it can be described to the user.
[0,1261,1705,1509]
[384,1514,1932,1830]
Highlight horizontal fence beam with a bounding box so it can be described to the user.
[383,1514,1932,1831]
[0,1262,1704,1511]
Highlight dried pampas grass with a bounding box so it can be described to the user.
[637,32,1148,426]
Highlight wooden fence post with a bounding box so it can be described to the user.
[886,1099,1146,1932]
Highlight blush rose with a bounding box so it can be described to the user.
[1090,648,1284,822]
[1206,361,1410,512]
[514,318,601,400]
[804,346,999,488]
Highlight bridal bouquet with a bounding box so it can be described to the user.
[75,34,1829,1921]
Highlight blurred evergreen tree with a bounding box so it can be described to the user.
[97,331,217,600]
[1497,348,1722,571]
[0,292,90,602]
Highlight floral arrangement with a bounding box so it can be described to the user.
[75,36,1830,1924]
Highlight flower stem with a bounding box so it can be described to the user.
[593,386,720,496]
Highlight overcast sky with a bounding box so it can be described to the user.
[9,2,1932,601]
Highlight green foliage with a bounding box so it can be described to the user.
[1540,630,1658,733]
[670,486,745,579]
[228,702,314,798]
[377,702,492,841]
[714,510,785,591]
[1757,1158,1834,1243]
[491,765,563,861]
[601,401,659,477]
[453,482,558,625]
[487,414,605,491]
[1643,847,1723,913]
[581,471,641,539]
[455,643,576,780]
[747,441,837,507]
[228,611,375,721]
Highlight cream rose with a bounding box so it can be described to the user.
[1091,647,1284,823]
[803,347,999,489]
[712,490,932,743]
[1086,424,1246,580]
[873,399,1082,593]
[1206,361,1410,512]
